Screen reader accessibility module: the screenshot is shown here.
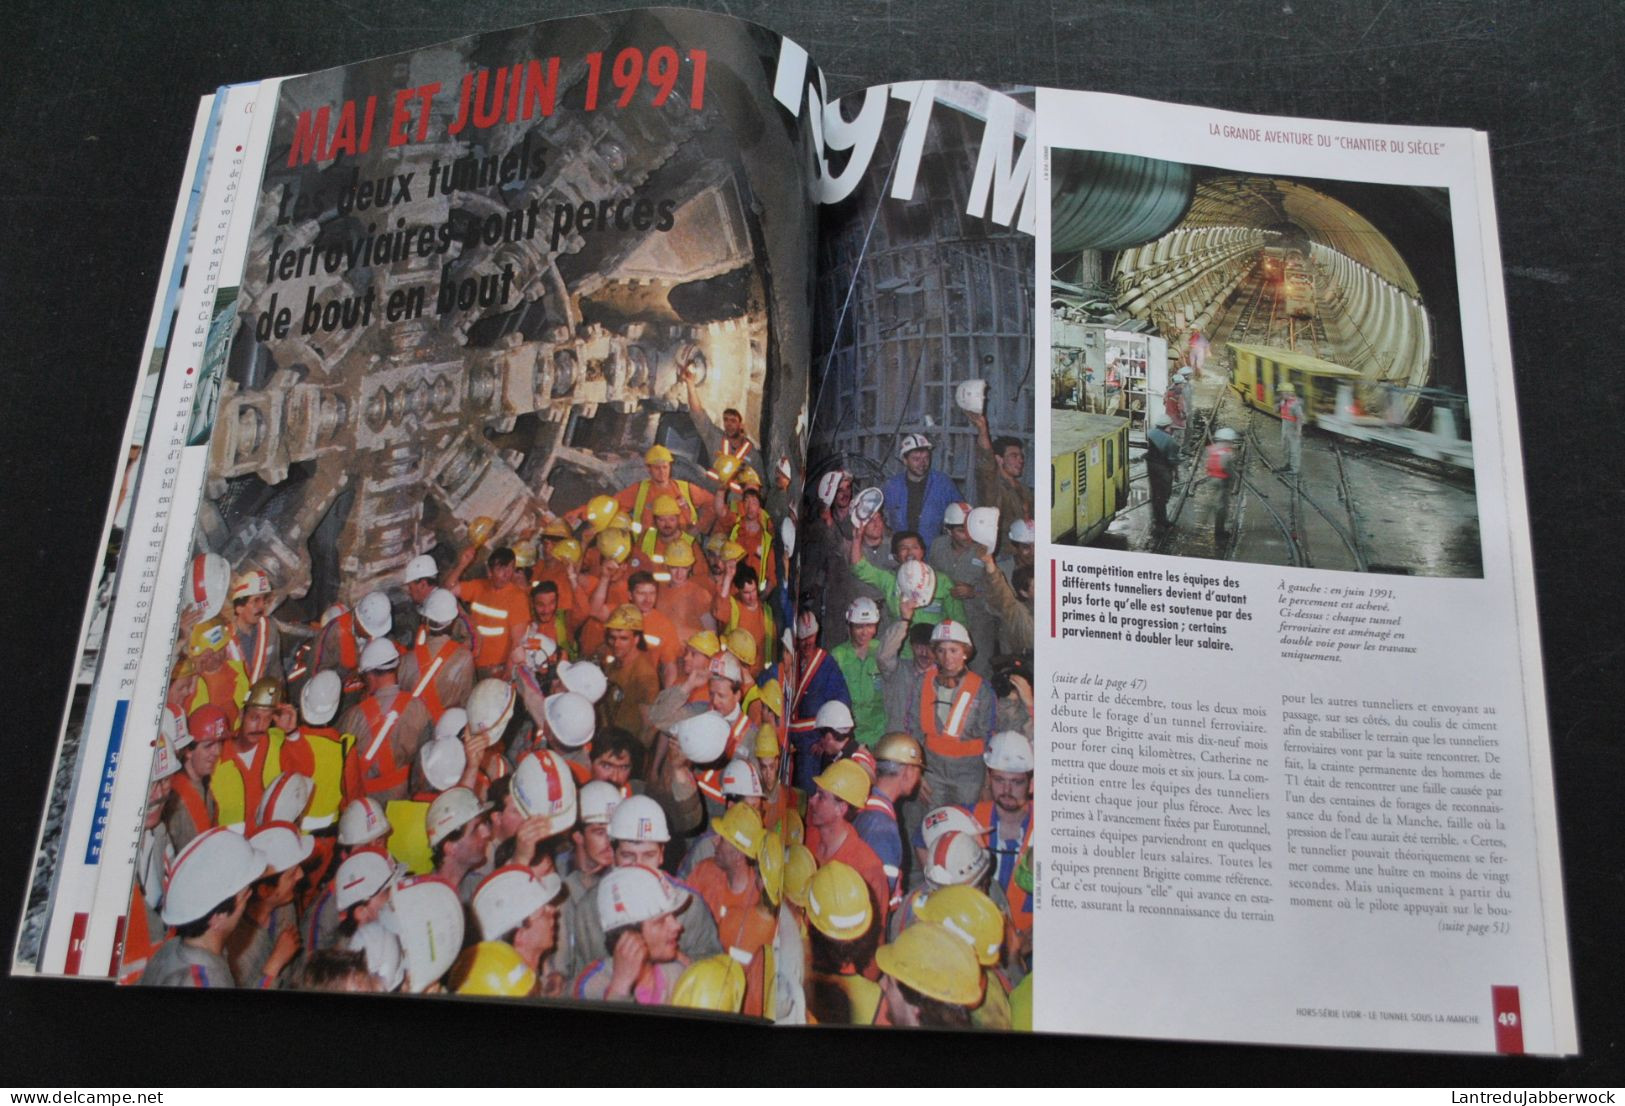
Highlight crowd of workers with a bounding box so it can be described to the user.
[126,391,1039,1029]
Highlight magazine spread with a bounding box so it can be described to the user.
[11,6,1574,1054]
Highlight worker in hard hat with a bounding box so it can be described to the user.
[699,653,756,785]
[526,579,576,666]
[269,671,352,835]
[185,618,251,727]
[651,540,714,646]
[904,618,994,816]
[916,883,1015,1028]
[975,541,1035,662]
[882,433,964,546]
[629,493,702,575]
[167,705,227,849]
[339,637,434,805]
[611,571,683,683]
[1165,364,1191,448]
[142,827,298,988]
[718,484,776,591]
[964,409,1034,535]
[712,559,776,668]
[445,544,531,680]
[830,596,887,748]
[473,865,570,995]
[785,611,852,790]
[599,602,660,741]
[804,758,890,933]
[553,779,621,980]
[1146,410,1182,530]
[687,803,775,1015]
[1201,426,1242,547]
[529,521,583,624]
[397,587,475,727]
[121,726,183,984]
[311,590,394,695]
[229,569,283,684]
[615,443,716,535]
[967,731,1035,959]
[209,678,298,832]
[851,732,923,914]
[229,822,315,987]
[848,528,963,628]
[574,865,693,1004]
[930,502,1000,678]
[425,786,494,901]
[1277,379,1306,472]
[684,365,762,477]
[448,940,538,999]
[804,859,884,1023]
[876,921,986,1028]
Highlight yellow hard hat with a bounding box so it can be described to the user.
[585,495,619,533]
[711,453,742,484]
[244,677,282,710]
[806,860,873,940]
[468,516,496,547]
[611,511,634,532]
[187,618,231,657]
[915,884,1005,967]
[686,630,721,658]
[757,679,783,719]
[645,444,675,465]
[1280,381,1296,394]
[758,829,784,906]
[451,941,537,997]
[873,732,924,768]
[721,540,747,563]
[781,806,804,847]
[596,528,632,564]
[671,953,746,1013]
[511,540,538,568]
[650,494,682,519]
[540,518,573,540]
[605,603,644,632]
[711,803,765,860]
[552,538,583,566]
[812,759,870,810]
[664,539,697,568]
[783,844,817,908]
[753,723,780,760]
[737,466,762,489]
[724,628,758,667]
[876,922,986,1006]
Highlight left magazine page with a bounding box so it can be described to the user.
[106,8,820,1014]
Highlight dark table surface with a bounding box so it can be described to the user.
[2,0,1619,1086]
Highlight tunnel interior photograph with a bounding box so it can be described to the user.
[1048,151,1480,578]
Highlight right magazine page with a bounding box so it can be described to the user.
[1032,90,1574,1053]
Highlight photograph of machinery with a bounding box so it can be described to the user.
[1049,154,1481,577]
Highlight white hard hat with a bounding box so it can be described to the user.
[418,736,467,792]
[921,805,989,849]
[255,773,313,831]
[845,597,880,625]
[355,590,394,638]
[383,876,465,992]
[608,794,670,843]
[187,553,232,617]
[1008,517,1035,544]
[780,516,796,559]
[434,707,469,744]
[300,670,342,726]
[335,849,399,911]
[1215,427,1240,443]
[474,864,565,941]
[543,692,596,749]
[1153,411,1173,428]
[160,827,268,926]
[523,630,558,671]
[814,700,854,733]
[1177,367,1192,379]
[955,379,988,415]
[983,731,1035,773]
[151,727,182,782]
[794,610,819,640]
[403,553,438,584]
[420,588,459,630]
[721,758,763,799]
[230,569,273,601]
[338,797,390,847]
[511,750,578,835]
[942,501,970,527]
[672,710,731,764]
[248,821,316,873]
[924,830,991,887]
[557,660,608,704]
[931,619,972,647]
[359,637,399,673]
[162,703,193,752]
[347,921,405,991]
[708,652,744,686]
[966,506,1001,550]
[596,865,690,931]
[896,560,937,605]
[897,432,933,459]
[425,786,490,848]
[849,486,885,525]
[815,470,849,507]
[467,677,517,736]
[578,780,624,826]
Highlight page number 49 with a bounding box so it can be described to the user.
[1497,1011,1519,1027]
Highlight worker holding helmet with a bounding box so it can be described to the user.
[904,619,994,813]
[575,865,693,1004]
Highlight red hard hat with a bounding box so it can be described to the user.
[187,705,231,744]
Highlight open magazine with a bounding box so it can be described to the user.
[12,6,1574,1052]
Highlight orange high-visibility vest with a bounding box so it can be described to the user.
[211,732,288,829]
[406,638,462,721]
[696,711,755,802]
[918,669,984,758]
[346,696,410,797]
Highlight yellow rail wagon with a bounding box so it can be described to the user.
[1051,411,1130,544]
[1227,342,1364,422]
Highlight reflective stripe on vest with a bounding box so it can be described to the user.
[356,695,409,795]
[788,649,827,733]
[468,600,511,637]
[408,639,460,721]
[211,732,286,829]
[172,775,214,838]
[289,725,351,828]
[244,617,270,683]
[632,479,697,532]
[919,669,984,757]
